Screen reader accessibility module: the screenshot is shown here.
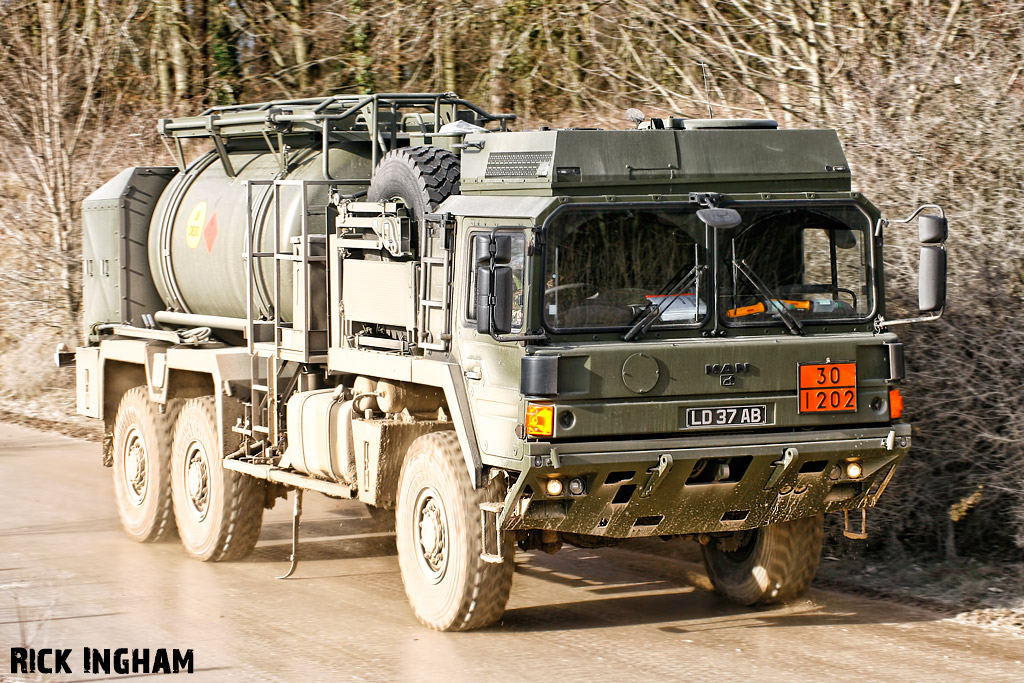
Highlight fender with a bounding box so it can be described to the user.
[86,339,251,458]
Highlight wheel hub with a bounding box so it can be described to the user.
[183,441,210,522]
[414,488,448,583]
[122,427,148,506]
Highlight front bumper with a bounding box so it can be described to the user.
[502,424,910,538]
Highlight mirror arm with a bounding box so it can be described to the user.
[875,203,945,237]
[874,308,945,330]
[488,323,548,343]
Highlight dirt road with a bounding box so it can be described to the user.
[1,423,1021,681]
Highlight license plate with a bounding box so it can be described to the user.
[686,404,768,428]
[798,361,857,413]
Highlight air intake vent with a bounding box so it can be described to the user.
[485,151,553,178]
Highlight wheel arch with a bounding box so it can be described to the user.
[91,340,252,458]
[102,359,146,434]
[330,352,484,487]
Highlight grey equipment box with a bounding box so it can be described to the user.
[81,167,177,340]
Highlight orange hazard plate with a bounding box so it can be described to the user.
[798,362,857,413]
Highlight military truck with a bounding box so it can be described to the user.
[65,92,947,631]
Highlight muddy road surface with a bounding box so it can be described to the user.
[1,424,1021,681]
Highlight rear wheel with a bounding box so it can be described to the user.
[111,387,177,543]
[701,515,824,606]
[395,432,514,631]
[171,397,263,561]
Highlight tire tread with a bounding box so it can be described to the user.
[112,387,178,543]
[172,396,263,562]
[368,146,460,222]
[701,514,823,606]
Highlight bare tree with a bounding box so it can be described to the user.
[0,0,145,322]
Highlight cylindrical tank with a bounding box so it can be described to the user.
[147,136,371,321]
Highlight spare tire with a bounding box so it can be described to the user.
[367,146,461,225]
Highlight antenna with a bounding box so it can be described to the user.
[700,62,714,119]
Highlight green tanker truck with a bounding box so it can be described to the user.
[66,92,947,630]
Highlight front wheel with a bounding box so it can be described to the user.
[700,515,824,606]
[170,397,264,562]
[395,432,514,631]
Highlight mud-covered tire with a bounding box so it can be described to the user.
[111,387,178,543]
[367,146,460,224]
[395,431,514,631]
[701,514,824,606]
[170,397,263,562]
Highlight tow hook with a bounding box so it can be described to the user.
[764,447,798,489]
[640,454,673,498]
[276,489,303,579]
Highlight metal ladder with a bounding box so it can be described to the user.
[417,213,454,352]
[240,178,360,450]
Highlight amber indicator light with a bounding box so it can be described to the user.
[525,403,555,437]
[798,362,857,413]
[889,388,904,419]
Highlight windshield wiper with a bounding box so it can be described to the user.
[622,264,706,341]
[731,258,805,336]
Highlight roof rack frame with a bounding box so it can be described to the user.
[158,93,515,178]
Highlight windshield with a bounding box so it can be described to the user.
[542,207,707,331]
[718,205,873,327]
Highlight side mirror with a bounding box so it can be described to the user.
[476,265,514,335]
[919,246,946,311]
[474,234,512,266]
[919,215,948,244]
[876,206,949,328]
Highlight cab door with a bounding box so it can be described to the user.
[454,225,531,462]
